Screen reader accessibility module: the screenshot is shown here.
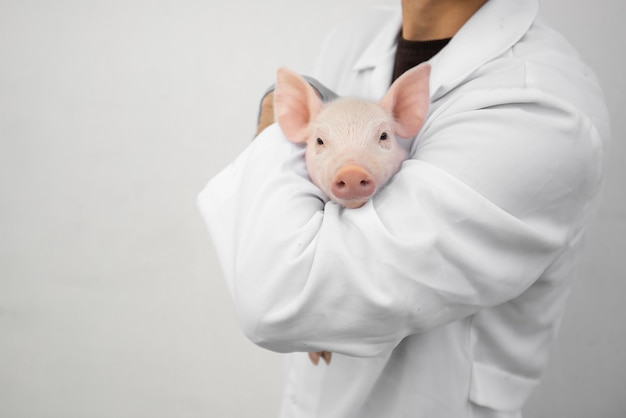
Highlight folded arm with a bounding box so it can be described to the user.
[198,88,601,357]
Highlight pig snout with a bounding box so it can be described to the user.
[330,164,376,208]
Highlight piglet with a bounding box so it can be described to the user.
[273,63,431,365]
[274,62,430,210]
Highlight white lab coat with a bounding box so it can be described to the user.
[198,0,611,416]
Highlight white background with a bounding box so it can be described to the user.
[1,0,624,417]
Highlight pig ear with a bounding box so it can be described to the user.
[379,63,431,139]
[274,67,323,144]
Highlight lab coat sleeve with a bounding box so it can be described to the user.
[197,88,603,358]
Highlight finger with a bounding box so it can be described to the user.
[308,352,320,365]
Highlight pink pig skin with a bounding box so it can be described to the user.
[274,62,431,209]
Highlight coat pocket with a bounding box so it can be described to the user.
[469,362,539,412]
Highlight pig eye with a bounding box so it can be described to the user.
[316,138,324,145]
[379,132,388,141]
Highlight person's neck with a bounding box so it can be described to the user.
[401,0,489,41]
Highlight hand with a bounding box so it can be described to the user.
[308,351,332,365]
[256,91,275,136]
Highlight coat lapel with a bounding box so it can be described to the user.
[351,7,402,100]
[348,0,539,102]
[429,0,539,101]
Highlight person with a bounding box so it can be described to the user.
[198,0,611,416]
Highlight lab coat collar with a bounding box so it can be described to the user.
[352,6,402,73]
[429,0,538,100]
[351,0,539,101]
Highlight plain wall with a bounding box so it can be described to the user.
[0,0,623,417]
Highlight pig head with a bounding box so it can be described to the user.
[274,63,431,209]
